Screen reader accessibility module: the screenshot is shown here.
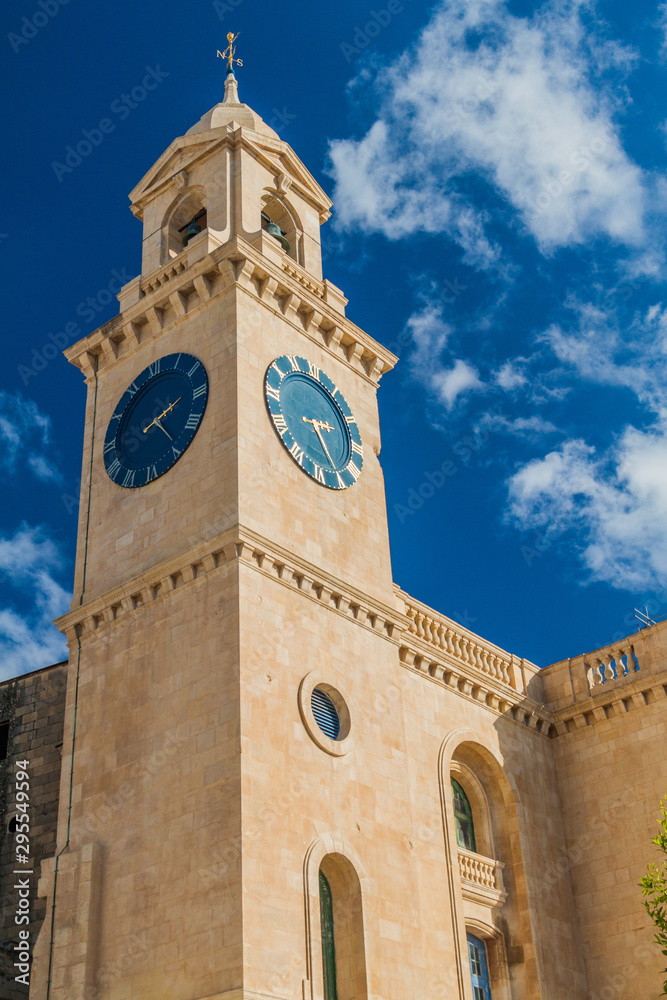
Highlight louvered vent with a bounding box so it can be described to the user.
[311,688,340,740]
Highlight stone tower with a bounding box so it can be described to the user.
[31,70,400,1000]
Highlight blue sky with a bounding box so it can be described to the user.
[2,0,667,677]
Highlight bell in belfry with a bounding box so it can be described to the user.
[182,219,203,246]
[264,220,290,253]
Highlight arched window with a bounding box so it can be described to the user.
[310,851,368,1000]
[452,778,477,852]
[319,869,338,1000]
[467,933,493,1000]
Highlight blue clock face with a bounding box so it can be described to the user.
[265,355,363,489]
[103,352,208,488]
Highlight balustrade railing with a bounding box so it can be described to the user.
[585,639,640,691]
[402,599,520,690]
[457,847,506,905]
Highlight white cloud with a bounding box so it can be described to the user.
[540,300,667,413]
[507,427,667,590]
[659,4,667,59]
[0,525,70,679]
[329,0,645,255]
[0,392,61,482]
[480,412,559,437]
[433,359,483,409]
[495,361,528,390]
[403,303,483,409]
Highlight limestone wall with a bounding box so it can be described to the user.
[0,662,66,999]
[541,623,667,999]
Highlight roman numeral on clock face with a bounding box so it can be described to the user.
[103,440,116,454]
[192,384,206,400]
[312,464,326,484]
[287,356,301,371]
[266,385,281,402]
[184,414,199,431]
[107,458,121,479]
[122,469,136,488]
[187,363,200,378]
[145,465,158,484]
[273,414,288,436]
[347,462,361,482]
[289,442,304,466]
[308,362,320,381]
[148,360,161,376]
[352,441,363,455]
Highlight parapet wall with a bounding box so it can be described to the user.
[540,619,667,733]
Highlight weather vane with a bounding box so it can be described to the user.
[217,32,243,74]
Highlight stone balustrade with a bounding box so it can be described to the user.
[458,847,506,907]
[401,597,527,692]
[585,638,640,691]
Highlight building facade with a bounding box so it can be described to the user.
[5,70,666,1000]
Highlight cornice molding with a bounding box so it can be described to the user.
[63,237,396,387]
[130,122,332,224]
[548,667,667,737]
[55,526,407,650]
[397,638,554,739]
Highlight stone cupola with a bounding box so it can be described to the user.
[128,71,332,281]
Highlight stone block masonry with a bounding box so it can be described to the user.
[0,662,67,999]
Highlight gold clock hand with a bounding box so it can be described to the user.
[303,417,335,466]
[143,397,182,434]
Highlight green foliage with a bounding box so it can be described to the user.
[640,799,667,996]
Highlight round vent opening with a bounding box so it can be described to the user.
[311,687,341,740]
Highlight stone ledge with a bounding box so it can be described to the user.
[398,640,554,738]
[549,670,667,737]
[63,237,396,386]
[55,526,407,650]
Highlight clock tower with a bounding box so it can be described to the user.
[31,67,400,1000]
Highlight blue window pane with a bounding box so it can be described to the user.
[467,933,492,1000]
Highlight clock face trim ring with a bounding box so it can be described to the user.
[265,355,364,490]
[103,352,209,488]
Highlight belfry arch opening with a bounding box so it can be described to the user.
[261,195,299,263]
[164,189,208,260]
